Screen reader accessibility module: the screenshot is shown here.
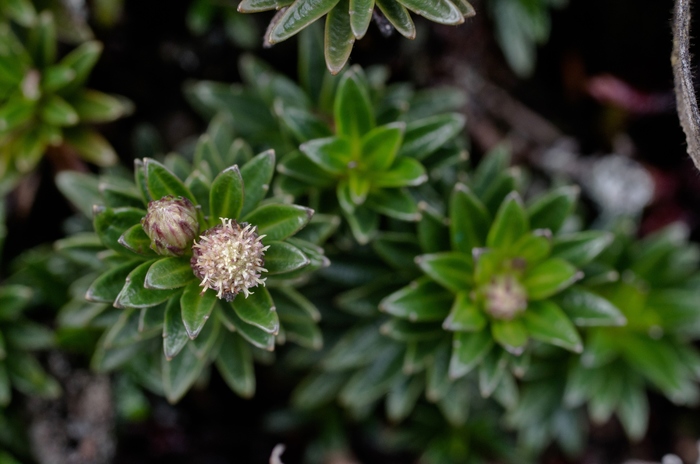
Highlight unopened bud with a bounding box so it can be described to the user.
[141,195,199,256]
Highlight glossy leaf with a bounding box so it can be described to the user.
[232,287,279,334]
[244,203,313,241]
[380,277,452,321]
[163,296,189,360]
[145,257,196,290]
[343,204,379,244]
[239,150,275,217]
[210,165,244,222]
[144,158,195,203]
[262,240,309,275]
[162,344,206,403]
[415,251,473,293]
[40,95,79,126]
[487,192,529,250]
[335,68,375,139]
[366,188,420,221]
[71,90,131,123]
[118,224,158,257]
[556,287,626,327]
[449,330,494,379]
[181,280,217,339]
[398,113,465,160]
[491,318,528,355]
[300,136,353,175]
[527,186,579,234]
[523,301,582,353]
[375,0,415,38]
[268,0,341,43]
[372,157,427,187]
[523,258,579,300]
[349,0,373,38]
[443,291,487,332]
[238,0,293,12]
[216,333,255,397]
[94,206,146,254]
[450,184,490,254]
[86,261,138,303]
[115,260,179,309]
[398,0,463,24]
[324,0,355,74]
[58,41,102,91]
[55,171,101,218]
[362,122,405,171]
[219,303,275,351]
[64,127,118,166]
[552,231,614,268]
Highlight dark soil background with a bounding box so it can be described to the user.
[6,0,700,462]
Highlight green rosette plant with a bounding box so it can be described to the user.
[553,223,700,443]
[0,10,131,185]
[238,0,475,73]
[377,147,626,400]
[55,141,326,402]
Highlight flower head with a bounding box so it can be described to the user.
[483,274,528,320]
[141,195,199,256]
[190,218,269,301]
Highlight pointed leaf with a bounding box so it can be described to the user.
[232,287,279,334]
[491,318,528,355]
[335,68,375,139]
[552,231,614,267]
[375,0,415,38]
[556,287,626,327]
[366,188,420,221]
[210,165,244,222]
[181,280,217,339]
[523,300,582,352]
[64,127,117,166]
[342,205,379,245]
[449,330,494,379]
[219,303,275,350]
[443,291,487,332]
[118,224,158,257]
[40,95,79,126]
[163,296,188,360]
[216,333,256,397]
[523,258,579,300]
[115,261,179,308]
[450,184,490,253]
[240,150,275,217]
[398,113,465,160]
[487,192,528,250]
[527,186,579,234]
[300,136,353,175]
[86,261,138,303]
[380,277,452,321]
[362,122,405,170]
[244,203,313,241]
[398,0,463,24]
[144,158,195,203]
[268,0,341,43]
[162,344,206,403]
[264,240,310,274]
[349,0,373,38]
[372,157,427,187]
[94,206,146,255]
[415,251,473,293]
[145,257,196,290]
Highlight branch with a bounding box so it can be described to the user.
[672,0,700,170]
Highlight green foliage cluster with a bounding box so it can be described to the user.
[0,4,699,464]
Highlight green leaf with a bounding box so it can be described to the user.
[387,375,424,422]
[144,158,195,203]
[134,159,151,204]
[216,333,255,397]
[118,224,158,257]
[94,206,146,255]
[527,186,579,234]
[443,291,487,332]
[415,251,473,293]
[268,0,341,43]
[41,65,76,92]
[366,188,420,221]
[491,318,528,355]
[375,0,415,38]
[398,113,465,160]
[277,150,335,187]
[238,0,293,12]
[6,352,60,399]
[27,11,56,68]
[209,165,244,222]
[264,240,310,274]
[64,127,118,166]
[349,0,373,38]
[398,0,463,24]
[348,171,371,204]
[163,296,188,360]
[232,287,279,334]
[335,68,375,139]
[145,257,196,290]
[381,319,443,342]
[240,150,275,217]
[55,171,101,218]
[339,344,403,408]
[449,330,494,379]
[58,41,102,92]
[115,260,179,309]
[0,285,32,320]
[278,105,333,143]
[523,301,582,353]
[343,205,379,245]
[361,122,405,171]
[523,258,579,300]
[372,157,427,188]
[487,192,528,250]
[0,363,11,407]
[300,136,353,175]
[86,261,138,303]
[0,97,35,134]
[181,280,218,339]
[479,349,507,397]
[219,303,275,351]
[380,277,452,321]
[244,203,313,241]
[71,90,131,123]
[450,184,491,254]
[40,95,79,126]
[162,344,207,403]
[552,231,614,267]
[556,287,626,327]
[511,232,552,267]
[617,381,649,441]
[324,0,355,74]
[4,0,36,26]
